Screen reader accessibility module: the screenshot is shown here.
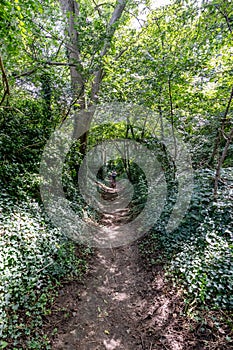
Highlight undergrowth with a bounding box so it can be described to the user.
[140,168,233,310]
[0,192,90,349]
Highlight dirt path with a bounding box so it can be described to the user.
[45,186,217,350]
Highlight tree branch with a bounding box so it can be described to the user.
[217,7,232,33]
[44,61,80,67]
[13,61,81,80]
[13,68,38,79]
[91,0,127,102]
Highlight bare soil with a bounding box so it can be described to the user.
[44,186,232,350]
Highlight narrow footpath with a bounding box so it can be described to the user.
[45,185,219,350]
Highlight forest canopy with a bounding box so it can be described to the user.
[0,0,232,348]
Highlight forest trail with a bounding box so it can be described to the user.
[46,186,206,350]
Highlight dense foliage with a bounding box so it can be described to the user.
[0,193,89,349]
[0,0,232,347]
[141,168,233,308]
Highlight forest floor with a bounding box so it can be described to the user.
[44,186,231,350]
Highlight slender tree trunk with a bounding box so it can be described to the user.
[213,84,233,196]
[209,85,233,166]
[158,87,164,141]
[214,127,233,197]
[0,56,10,105]
[208,128,221,167]
[168,75,177,159]
[41,72,52,119]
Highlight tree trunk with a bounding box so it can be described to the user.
[0,56,10,105]
[214,127,233,197]
[208,85,233,166]
[59,0,84,96]
[59,0,127,158]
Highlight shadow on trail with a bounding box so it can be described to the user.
[44,185,210,350]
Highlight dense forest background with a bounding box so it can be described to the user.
[0,0,232,348]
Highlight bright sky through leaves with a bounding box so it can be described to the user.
[131,0,172,28]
